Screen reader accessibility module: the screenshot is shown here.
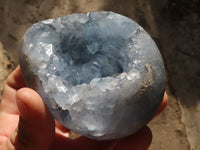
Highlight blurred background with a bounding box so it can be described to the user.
[0,0,199,149]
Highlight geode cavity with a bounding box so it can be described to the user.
[19,11,165,140]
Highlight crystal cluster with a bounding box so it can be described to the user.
[19,11,165,140]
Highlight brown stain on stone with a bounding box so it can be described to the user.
[138,64,153,96]
[56,104,62,111]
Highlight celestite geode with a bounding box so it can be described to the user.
[19,11,165,140]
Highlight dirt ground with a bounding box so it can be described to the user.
[0,0,199,149]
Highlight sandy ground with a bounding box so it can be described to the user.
[0,0,200,149]
[0,42,14,100]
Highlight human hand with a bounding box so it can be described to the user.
[0,66,167,150]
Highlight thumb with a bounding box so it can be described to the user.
[10,88,55,150]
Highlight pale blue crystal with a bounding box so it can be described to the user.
[19,11,165,140]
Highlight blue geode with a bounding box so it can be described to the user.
[19,11,165,140]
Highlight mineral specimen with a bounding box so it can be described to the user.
[19,11,165,140]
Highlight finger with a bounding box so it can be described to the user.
[71,126,152,150]
[111,126,152,150]
[0,66,26,114]
[155,92,168,117]
[55,121,70,133]
[6,65,26,90]
[71,136,113,150]
[1,88,55,150]
[55,121,70,138]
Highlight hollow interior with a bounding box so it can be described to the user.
[48,24,132,86]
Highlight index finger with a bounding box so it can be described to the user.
[6,65,27,90]
[155,92,168,117]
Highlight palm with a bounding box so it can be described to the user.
[0,66,159,150]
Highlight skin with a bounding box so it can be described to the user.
[0,66,168,150]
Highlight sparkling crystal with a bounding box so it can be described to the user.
[19,11,165,140]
